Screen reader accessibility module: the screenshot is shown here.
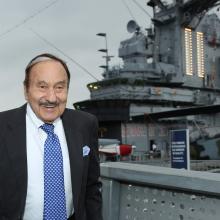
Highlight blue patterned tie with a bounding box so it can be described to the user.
[41,123,67,220]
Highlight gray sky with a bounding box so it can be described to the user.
[0,0,152,111]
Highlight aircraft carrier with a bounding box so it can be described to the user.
[74,0,220,160]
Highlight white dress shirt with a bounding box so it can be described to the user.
[23,104,74,220]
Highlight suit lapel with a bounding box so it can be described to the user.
[62,110,83,210]
[6,104,27,212]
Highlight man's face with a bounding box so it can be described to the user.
[24,60,69,123]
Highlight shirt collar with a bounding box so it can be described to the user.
[26,103,61,129]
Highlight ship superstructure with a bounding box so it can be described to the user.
[74,0,220,158]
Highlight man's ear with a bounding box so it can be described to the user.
[24,85,28,101]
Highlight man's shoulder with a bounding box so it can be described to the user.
[63,108,97,123]
[0,105,26,122]
[64,108,97,119]
[0,105,26,140]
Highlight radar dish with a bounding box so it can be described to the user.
[127,20,140,33]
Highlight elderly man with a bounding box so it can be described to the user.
[0,53,103,220]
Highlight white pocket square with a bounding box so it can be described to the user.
[83,145,90,156]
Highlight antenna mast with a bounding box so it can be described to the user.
[97,33,114,75]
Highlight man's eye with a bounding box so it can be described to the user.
[56,86,64,90]
[39,85,47,89]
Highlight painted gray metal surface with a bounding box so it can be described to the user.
[101,162,220,220]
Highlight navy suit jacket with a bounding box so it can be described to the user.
[0,104,103,220]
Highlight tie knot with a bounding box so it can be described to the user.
[41,123,55,134]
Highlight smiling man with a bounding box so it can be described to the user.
[0,53,103,220]
[24,55,69,123]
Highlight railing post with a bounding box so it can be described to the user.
[102,178,120,220]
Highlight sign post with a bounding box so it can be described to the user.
[170,129,190,170]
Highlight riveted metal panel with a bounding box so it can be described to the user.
[119,183,220,220]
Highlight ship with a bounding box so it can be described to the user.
[74,0,220,160]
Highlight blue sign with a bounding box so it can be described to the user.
[170,129,190,170]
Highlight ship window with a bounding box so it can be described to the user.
[184,28,193,75]
[196,32,205,78]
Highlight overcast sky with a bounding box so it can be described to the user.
[0,0,153,111]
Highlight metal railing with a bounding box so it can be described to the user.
[101,162,220,220]
[101,150,220,172]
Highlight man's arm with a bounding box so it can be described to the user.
[85,116,103,220]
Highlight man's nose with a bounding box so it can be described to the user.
[46,88,57,102]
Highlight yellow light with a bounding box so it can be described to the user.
[184,28,193,75]
[196,32,205,78]
[93,86,98,90]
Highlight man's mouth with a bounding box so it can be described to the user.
[43,104,57,108]
[39,100,59,108]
